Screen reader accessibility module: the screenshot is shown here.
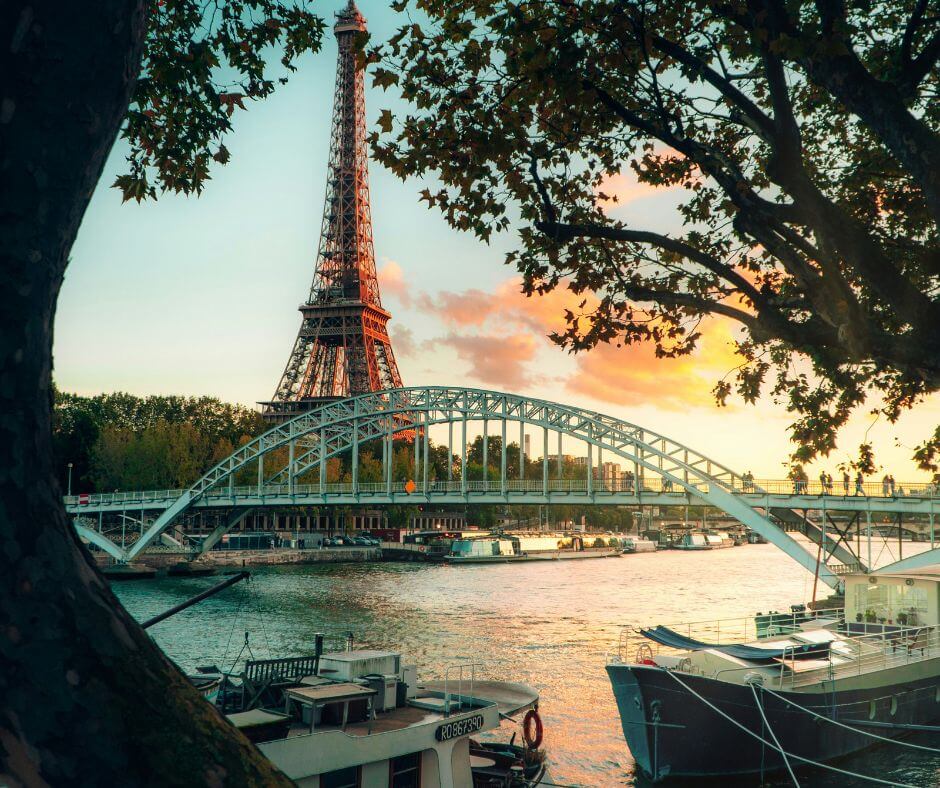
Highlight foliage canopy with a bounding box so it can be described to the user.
[115,0,323,200]
[371,0,940,469]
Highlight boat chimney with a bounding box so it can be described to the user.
[314,632,324,674]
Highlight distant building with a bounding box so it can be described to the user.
[409,511,467,531]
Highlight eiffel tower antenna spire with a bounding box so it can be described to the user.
[262,1,404,421]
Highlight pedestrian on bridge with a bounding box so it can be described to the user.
[842,470,850,495]
[882,475,891,497]
[855,472,865,495]
[819,471,828,494]
[889,475,897,496]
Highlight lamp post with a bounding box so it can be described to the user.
[67,462,73,496]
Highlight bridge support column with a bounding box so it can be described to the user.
[385,429,393,495]
[587,425,593,497]
[447,421,453,483]
[352,416,359,494]
[542,427,549,497]
[422,412,429,494]
[257,453,264,492]
[288,440,295,496]
[931,512,935,549]
[460,409,467,495]
[557,431,562,481]
[195,508,256,557]
[482,418,488,489]
[866,511,872,569]
[519,421,525,482]
[414,415,420,484]
[319,429,326,494]
[501,414,507,497]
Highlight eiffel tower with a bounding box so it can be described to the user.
[262,1,404,422]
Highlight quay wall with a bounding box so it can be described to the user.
[94,547,381,570]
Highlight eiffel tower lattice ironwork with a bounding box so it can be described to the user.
[262,1,404,422]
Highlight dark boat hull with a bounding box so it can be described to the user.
[607,662,940,782]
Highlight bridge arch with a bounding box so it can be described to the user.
[119,387,839,586]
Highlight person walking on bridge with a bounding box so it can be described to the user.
[882,474,891,497]
[842,470,850,495]
[889,474,897,496]
[855,472,865,496]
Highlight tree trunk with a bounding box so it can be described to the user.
[0,3,291,784]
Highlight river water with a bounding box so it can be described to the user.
[114,544,940,787]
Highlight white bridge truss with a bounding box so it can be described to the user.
[67,387,940,583]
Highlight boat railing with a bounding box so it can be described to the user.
[613,615,939,690]
[613,608,846,666]
[442,662,480,717]
[783,624,939,688]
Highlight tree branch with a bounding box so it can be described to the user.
[534,218,764,303]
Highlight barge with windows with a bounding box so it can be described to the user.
[438,532,622,563]
[606,568,940,781]
[199,643,546,787]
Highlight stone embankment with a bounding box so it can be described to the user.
[95,546,381,572]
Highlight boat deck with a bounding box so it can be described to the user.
[417,680,538,715]
[285,703,448,738]
[612,608,940,690]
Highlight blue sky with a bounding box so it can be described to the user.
[54,1,939,479]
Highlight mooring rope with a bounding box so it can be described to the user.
[750,682,800,786]
[662,670,918,787]
[758,683,940,754]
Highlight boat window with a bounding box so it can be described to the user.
[852,581,929,626]
[936,686,940,703]
[321,766,360,788]
[890,697,898,716]
[389,752,421,788]
[868,700,876,720]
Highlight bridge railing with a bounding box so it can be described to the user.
[738,479,939,498]
[64,477,940,508]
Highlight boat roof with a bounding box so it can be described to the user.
[417,680,538,715]
[848,567,940,582]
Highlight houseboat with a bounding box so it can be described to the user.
[672,532,711,550]
[620,537,657,554]
[202,643,546,787]
[606,567,940,782]
[439,532,622,563]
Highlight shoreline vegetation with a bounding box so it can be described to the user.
[55,389,635,531]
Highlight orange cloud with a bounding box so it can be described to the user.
[388,271,745,410]
[421,278,596,336]
[378,260,410,307]
[565,318,745,409]
[595,171,666,210]
[441,332,539,389]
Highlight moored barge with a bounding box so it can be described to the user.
[607,568,940,781]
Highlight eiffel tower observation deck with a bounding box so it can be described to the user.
[261,1,404,422]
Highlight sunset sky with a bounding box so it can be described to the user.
[54,1,940,480]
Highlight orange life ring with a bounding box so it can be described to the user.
[522,709,543,749]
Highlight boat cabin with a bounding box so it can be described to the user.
[216,648,541,787]
[449,536,517,558]
[845,568,940,631]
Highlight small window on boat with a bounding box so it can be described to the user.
[936,687,940,702]
[321,765,361,788]
[890,696,898,716]
[869,700,877,720]
[389,752,422,788]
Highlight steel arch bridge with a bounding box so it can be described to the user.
[67,387,940,584]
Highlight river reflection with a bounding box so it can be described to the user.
[114,544,940,787]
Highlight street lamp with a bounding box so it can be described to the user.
[67,462,73,496]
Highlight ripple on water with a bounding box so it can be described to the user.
[114,545,940,787]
